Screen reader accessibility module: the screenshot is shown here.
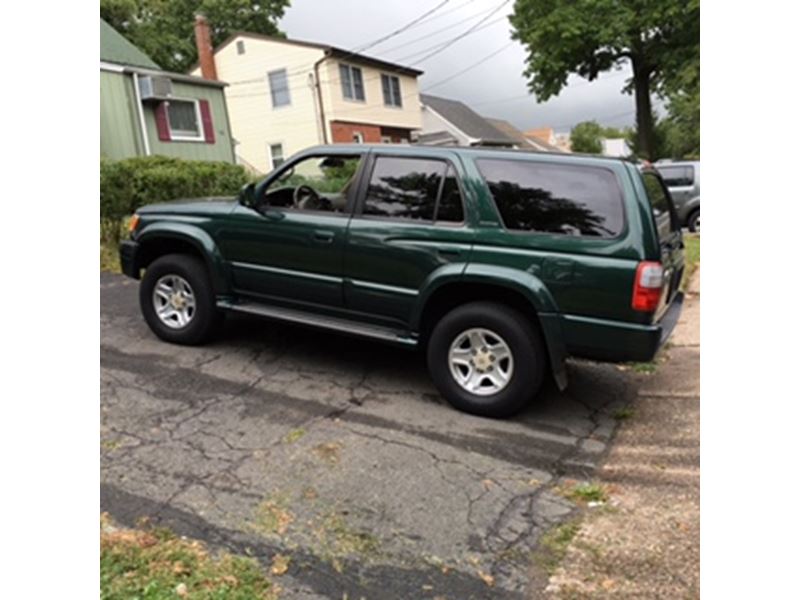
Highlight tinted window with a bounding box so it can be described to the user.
[364,157,446,221]
[657,166,693,187]
[477,159,624,237]
[437,166,464,223]
[642,171,677,237]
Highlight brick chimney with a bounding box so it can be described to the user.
[194,14,218,80]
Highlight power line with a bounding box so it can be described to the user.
[421,42,513,91]
[226,0,461,87]
[376,4,501,56]
[226,1,512,96]
[350,0,451,54]
[410,0,510,64]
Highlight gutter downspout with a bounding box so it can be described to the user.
[131,72,151,156]
[313,53,329,144]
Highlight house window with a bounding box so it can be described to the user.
[166,99,202,140]
[339,64,365,101]
[381,74,402,107]
[269,143,285,170]
[236,40,245,55]
[353,132,364,144]
[268,69,291,108]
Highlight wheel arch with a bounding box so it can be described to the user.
[135,223,229,295]
[413,269,568,389]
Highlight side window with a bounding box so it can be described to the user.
[339,64,365,101]
[657,166,692,187]
[381,74,402,107]
[268,69,290,108]
[363,157,444,221]
[477,159,624,237]
[268,143,284,170]
[264,154,362,214]
[437,166,464,223]
[642,171,678,236]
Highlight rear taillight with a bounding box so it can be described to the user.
[632,261,664,312]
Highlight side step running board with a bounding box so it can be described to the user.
[217,299,418,347]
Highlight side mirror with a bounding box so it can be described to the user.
[238,182,256,207]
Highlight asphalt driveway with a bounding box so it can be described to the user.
[100,272,634,599]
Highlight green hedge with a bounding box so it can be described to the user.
[100,156,250,243]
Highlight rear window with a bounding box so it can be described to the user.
[656,165,694,187]
[477,159,624,238]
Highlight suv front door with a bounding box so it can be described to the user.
[343,151,474,327]
[219,152,364,309]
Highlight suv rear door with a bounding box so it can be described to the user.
[342,150,474,326]
[639,168,685,317]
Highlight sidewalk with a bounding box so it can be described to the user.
[543,269,700,598]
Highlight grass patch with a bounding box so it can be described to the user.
[535,520,581,574]
[100,515,275,599]
[612,407,635,421]
[283,428,306,444]
[100,240,121,273]
[251,495,294,537]
[564,482,609,504]
[631,361,657,374]
[314,512,381,571]
[681,233,700,290]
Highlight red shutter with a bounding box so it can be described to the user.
[199,99,215,143]
[154,101,171,141]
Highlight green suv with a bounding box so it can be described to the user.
[120,144,684,417]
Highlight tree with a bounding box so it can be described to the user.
[570,121,604,154]
[100,0,290,73]
[509,0,700,160]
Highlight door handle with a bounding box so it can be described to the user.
[438,248,461,258]
[312,230,335,244]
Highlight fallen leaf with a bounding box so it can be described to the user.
[270,554,291,576]
[601,578,616,590]
[481,479,495,491]
[478,571,495,587]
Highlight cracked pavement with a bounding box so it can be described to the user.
[100,272,634,599]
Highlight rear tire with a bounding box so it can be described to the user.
[139,253,221,345]
[426,302,546,418]
[687,209,700,233]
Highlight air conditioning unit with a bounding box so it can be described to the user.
[138,75,173,101]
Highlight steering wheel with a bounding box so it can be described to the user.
[293,184,321,209]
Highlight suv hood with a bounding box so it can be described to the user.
[137,196,237,217]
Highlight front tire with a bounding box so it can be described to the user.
[687,209,700,233]
[426,302,546,418]
[139,253,220,345]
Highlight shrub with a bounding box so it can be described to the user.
[100,156,249,243]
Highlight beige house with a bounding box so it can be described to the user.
[191,18,423,173]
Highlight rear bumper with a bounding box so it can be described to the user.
[119,240,140,279]
[561,292,684,363]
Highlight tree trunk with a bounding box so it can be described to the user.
[632,57,655,161]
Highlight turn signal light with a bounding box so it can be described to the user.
[632,261,664,312]
[128,214,140,232]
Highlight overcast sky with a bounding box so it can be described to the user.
[279,0,642,133]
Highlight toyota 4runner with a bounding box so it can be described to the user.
[120,145,684,417]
